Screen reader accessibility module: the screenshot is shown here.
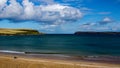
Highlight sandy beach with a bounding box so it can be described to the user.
[0,53,120,68]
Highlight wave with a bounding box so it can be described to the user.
[0,50,71,58]
[0,50,63,54]
[0,50,25,54]
[0,50,64,55]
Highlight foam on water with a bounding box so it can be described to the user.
[0,50,24,54]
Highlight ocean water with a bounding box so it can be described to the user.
[0,34,120,56]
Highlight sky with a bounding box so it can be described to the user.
[0,0,120,34]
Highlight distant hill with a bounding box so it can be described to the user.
[74,31,120,36]
[0,28,43,35]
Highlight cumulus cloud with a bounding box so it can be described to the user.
[79,17,115,31]
[103,17,112,22]
[99,17,113,25]
[40,24,57,32]
[0,0,23,19]
[0,0,7,10]
[0,0,82,25]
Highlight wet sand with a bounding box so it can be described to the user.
[0,53,120,68]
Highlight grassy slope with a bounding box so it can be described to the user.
[0,28,42,35]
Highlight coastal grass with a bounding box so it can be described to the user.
[0,28,42,35]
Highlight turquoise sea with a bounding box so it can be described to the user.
[0,34,120,56]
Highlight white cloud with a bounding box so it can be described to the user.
[19,0,35,20]
[40,24,58,32]
[103,17,112,22]
[0,0,22,19]
[99,17,113,25]
[79,17,115,31]
[0,0,7,10]
[0,0,82,25]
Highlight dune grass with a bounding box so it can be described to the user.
[0,28,42,35]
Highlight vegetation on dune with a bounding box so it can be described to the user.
[0,28,43,35]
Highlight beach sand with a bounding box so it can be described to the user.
[0,53,120,68]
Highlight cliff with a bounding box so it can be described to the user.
[0,28,43,35]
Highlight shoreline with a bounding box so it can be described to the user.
[0,52,120,68]
[0,51,120,64]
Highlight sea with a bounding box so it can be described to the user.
[0,34,120,56]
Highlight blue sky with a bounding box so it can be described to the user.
[0,0,120,33]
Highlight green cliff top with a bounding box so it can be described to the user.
[0,28,43,35]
